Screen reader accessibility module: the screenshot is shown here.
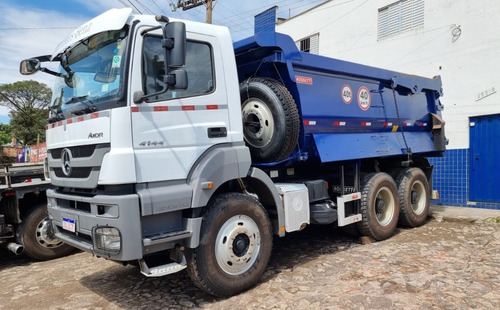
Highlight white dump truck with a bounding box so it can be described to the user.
[20,8,445,296]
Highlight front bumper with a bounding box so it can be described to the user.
[46,188,143,261]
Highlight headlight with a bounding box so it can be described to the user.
[94,227,121,254]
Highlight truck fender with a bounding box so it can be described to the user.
[245,167,286,237]
[188,143,252,209]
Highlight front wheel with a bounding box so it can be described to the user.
[186,193,273,297]
[17,204,74,260]
[357,173,399,241]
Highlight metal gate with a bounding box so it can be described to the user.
[469,114,500,202]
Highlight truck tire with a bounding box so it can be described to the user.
[186,192,273,297]
[357,173,399,241]
[16,203,74,260]
[395,168,430,227]
[240,78,300,162]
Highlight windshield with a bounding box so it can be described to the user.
[49,27,129,121]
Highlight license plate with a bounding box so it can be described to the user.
[62,217,76,233]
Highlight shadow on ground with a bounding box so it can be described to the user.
[79,224,360,308]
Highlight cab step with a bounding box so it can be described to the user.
[139,258,187,277]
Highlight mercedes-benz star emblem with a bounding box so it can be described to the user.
[61,148,72,177]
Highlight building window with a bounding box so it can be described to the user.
[297,33,319,54]
[300,38,310,52]
[378,0,424,41]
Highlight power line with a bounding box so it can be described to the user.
[214,0,326,24]
[0,1,331,41]
[327,23,454,55]
[118,0,141,14]
[151,0,168,15]
[208,0,327,39]
[135,0,156,14]
[212,0,330,38]
[313,0,369,33]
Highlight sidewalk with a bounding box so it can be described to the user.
[430,205,500,222]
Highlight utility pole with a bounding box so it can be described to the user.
[206,0,212,24]
[175,0,214,24]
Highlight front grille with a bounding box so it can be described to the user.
[51,145,98,159]
[53,167,92,178]
[76,201,91,213]
[48,143,110,188]
[56,198,92,213]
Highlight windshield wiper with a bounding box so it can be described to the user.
[74,104,97,115]
[47,107,64,123]
[65,95,89,105]
[64,95,97,116]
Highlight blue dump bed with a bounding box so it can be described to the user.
[234,32,445,165]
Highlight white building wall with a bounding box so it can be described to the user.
[276,0,500,150]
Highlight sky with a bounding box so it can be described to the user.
[0,0,329,124]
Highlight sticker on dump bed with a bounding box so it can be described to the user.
[341,84,353,104]
[295,76,313,85]
[358,86,371,111]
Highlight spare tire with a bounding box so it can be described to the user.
[240,78,300,162]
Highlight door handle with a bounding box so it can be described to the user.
[208,127,227,138]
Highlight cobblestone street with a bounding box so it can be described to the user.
[1,215,500,309]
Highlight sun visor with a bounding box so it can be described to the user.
[51,8,133,60]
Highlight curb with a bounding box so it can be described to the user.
[429,205,500,223]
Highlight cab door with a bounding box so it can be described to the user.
[129,27,231,183]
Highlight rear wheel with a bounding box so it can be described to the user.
[395,168,430,227]
[186,193,273,297]
[357,173,399,241]
[17,204,74,260]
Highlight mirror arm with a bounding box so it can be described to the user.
[133,87,169,104]
[34,55,52,62]
[141,25,162,36]
[39,67,65,78]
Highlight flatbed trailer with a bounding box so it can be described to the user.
[0,163,73,259]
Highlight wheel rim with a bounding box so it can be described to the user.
[410,180,426,215]
[215,215,261,276]
[242,99,274,148]
[36,218,64,248]
[374,186,395,226]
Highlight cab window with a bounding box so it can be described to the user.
[142,37,214,101]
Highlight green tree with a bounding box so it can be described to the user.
[0,80,51,145]
[0,123,12,145]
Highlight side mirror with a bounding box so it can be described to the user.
[20,59,41,75]
[164,69,188,90]
[134,21,187,104]
[162,22,186,68]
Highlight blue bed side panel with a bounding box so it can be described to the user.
[234,32,444,164]
[313,131,436,162]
